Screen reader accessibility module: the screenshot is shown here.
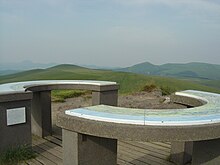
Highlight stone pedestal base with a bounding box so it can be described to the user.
[0,94,32,153]
[170,141,193,165]
[171,139,220,165]
[92,90,118,106]
[31,91,52,137]
[192,139,220,165]
[63,129,117,165]
[32,89,118,138]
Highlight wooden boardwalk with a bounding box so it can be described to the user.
[23,134,175,165]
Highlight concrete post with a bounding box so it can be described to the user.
[170,141,193,165]
[0,94,32,153]
[63,129,117,165]
[92,90,118,106]
[192,138,220,165]
[31,91,51,137]
[31,85,118,138]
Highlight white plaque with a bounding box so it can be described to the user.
[7,107,26,126]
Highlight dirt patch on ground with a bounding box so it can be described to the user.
[118,91,186,109]
[52,91,185,125]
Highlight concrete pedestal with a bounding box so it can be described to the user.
[92,90,118,106]
[32,89,118,138]
[31,91,51,137]
[192,138,220,165]
[63,129,117,165]
[0,93,32,153]
[170,141,193,165]
[171,139,220,165]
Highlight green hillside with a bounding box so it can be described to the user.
[118,62,220,80]
[0,64,220,94]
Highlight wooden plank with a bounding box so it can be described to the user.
[119,141,169,160]
[52,134,62,141]
[120,147,173,165]
[122,141,170,155]
[32,139,62,159]
[119,147,158,165]
[30,136,176,165]
[118,153,150,165]
[33,136,62,153]
[44,136,62,146]
[133,141,170,153]
[33,152,56,165]
[150,142,171,149]
[138,142,171,151]
[118,144,173,165]
[32,145,62,165]
[117,158,134,165]
[25,159,43,165]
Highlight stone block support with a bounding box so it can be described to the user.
[171,139,220,165]
[192,138,220,165]
[0,93,32,153]
[63,129,117,165]
[31,91,51,137]
[170,141,193,165]
[31,86,118,138]
[92,90,118,106]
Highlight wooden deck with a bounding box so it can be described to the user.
[23,134,175,165]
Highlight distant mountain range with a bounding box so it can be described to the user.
[1,63,220,94]
[0,61,57,76]
[116,62,220,80]
[0,61,120,76]
[1,61,220,81]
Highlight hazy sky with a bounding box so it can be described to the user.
[1,0,220,67]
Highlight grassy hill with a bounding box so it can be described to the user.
[117,62,220,80]
[0,70,20,76]
[0,64,220,94]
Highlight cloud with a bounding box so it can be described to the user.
[116,0,220,8]
[116,0,220,25]
[116,0,220,13]
[0,12,24,24]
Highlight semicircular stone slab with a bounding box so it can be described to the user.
[57,90,220,165]
[58,90,220,142]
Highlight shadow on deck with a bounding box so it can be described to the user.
[24,134,175,165]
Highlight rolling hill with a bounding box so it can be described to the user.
[0,64,220,94]
[0,70,20,76]
[117,62,220,80]
[0,60,57,71]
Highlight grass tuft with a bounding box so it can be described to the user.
[160,86,177,95]
[142,82,158,92]
[0,145,35,165]
[52,90,89,102]
[142,82,177,95]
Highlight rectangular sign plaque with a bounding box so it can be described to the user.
[7,107,26,126]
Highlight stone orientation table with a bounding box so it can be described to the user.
[0,80,119,152]
[57,90,220,165]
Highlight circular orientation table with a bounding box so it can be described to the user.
[60,90,220,141]
[57,90,220,165]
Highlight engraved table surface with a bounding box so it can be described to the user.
[65,90,220,126]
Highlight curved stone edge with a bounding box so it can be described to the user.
[57,110,220,142]
[57,90,220,141]
[0,80,118,92]
[0,80,119,102]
